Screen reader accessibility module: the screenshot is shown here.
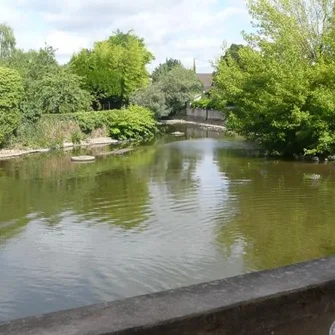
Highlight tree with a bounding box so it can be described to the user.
[247,0,335,63]
[8,45,59,82]
[130,84,169,118]
[0,67,23,145]
[27,68,93,114]
[131,65,203,117]
[151,58,182,82]
[159,66,203,115]
[220,44,245,66]
[5,45,92,119]
[70,30,154,109]
[0,23,16,59]
[214,0,335,156]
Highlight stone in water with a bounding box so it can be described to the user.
[71,155,96,162]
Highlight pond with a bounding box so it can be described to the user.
[1,126,335,322]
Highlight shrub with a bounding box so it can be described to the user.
[13,118,81,149]
[0,67,23,146]
[41,105,157,142]
[74,105,157,140]
[71,131,82,145]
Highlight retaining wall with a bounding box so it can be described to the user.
[185,106,225,122]
[1,257,335,335]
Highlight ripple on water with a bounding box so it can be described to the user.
[1,137,335,321]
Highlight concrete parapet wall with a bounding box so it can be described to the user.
[185,106,225,121]
[1,257,335,335]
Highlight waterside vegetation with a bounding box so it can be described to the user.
[2,0,335,159]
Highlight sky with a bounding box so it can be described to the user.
[0,0,252,73]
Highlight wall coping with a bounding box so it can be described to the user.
[1,257,335,335]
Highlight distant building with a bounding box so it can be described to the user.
[196,73,213,92]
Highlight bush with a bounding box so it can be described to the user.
[71,131,82,145]
[190,96,227,111]
[74,105,157,140]
[129,83,169,119]
[41,105,157,142]
[13,118,80,149]
[0,67,23,146]
[31,69,93,115]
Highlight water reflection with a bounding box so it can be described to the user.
[1,134,335,321]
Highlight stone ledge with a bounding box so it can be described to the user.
[1,257,335,335]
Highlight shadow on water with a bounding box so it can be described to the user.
[1,127,335,321]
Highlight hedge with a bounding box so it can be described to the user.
[41,105,157,141]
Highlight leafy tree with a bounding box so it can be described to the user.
[6,45,91,119]
[214,0,335,156]
[0,67,23,145]
[220,44,245,66]
[131,65,203,117]
[130,84,169,118]
[27,68,93,114]
[70,31,154,109]
[8,45,59,82]
[0,23,16,59]
[159,66,203,116]
[151,58,181,82]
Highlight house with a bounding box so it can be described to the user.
[196,73,213,92]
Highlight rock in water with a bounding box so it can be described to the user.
[171,131,185,136]
[71,155,96,162]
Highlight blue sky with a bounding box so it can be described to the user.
[0,0,252,72]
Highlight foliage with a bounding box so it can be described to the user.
[190,95,226,110]
[70,30,154,109]
[74,106,157,140]
[40,105,157,141]
[5,46,92,119]
[214,0,335,156]
[13,118,81,149]
[6,45,59,121]
[0,67,23,145]
[151,58,181,82]
[158,66,203,115]
[131,65,203,118]
[129,83,169,118]
[71,131,83,145]
[0,23,16,59]
[26,68,93,115]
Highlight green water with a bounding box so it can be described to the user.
[1,127,335,321]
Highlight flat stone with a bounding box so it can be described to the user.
[171,131,185,136]
[71,155,96,162]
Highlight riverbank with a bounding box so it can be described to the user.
[0,137,119,160]
[159,119,226,132]
[0,119,229,160]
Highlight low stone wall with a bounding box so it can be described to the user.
[1,257,335,335]
[185,106,225,122]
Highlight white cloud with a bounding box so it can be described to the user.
[0,0,251,72]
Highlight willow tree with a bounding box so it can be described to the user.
[214,0,335,156]
[0,23,16,59]
[70,31,154,109]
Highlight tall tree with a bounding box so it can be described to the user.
[70,31,154,109]
[0,23,16,59]
[0,67,23,145]
[151,58,182,82]
[131,65,203,118]
[214,0,335,156]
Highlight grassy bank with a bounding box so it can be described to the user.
[9,106,157,149]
